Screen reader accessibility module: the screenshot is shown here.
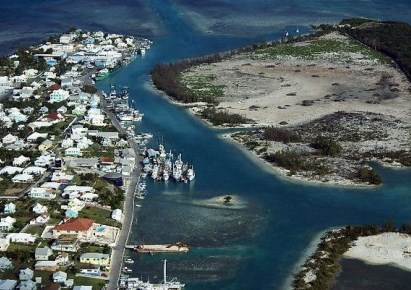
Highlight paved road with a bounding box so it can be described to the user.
[102,95,143,290]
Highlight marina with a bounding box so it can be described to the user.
[119,260,185,290]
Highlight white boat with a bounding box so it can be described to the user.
[124,258,134,264]
[122,267,133,273]
[186,165,195,181]
[163,170,169,181]
[151,164,159,179]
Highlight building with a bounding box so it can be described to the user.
[2,134,17,144]
[78,264,101,277]
[12,155,30,166]
[19,280,36,290]
[0,279,17,290]
[0,239,10,251]
[0,217,15,231]
[35,247,52,261]
[30,188,56,200]
[19,268,34,281]
[38,140,53,152]
[11,174,33,183]
[51,235,80,252]
[32,203,48,214]
[0,166,23,175]
[3,203,15,214]
[27,132,48,143]
[49,89,69,103]
[0,257,13,270]
[111,209,123,223]
[80,253,110,267]
[8,233,36,244]
[52,218,94,238]
[55,252,69,265]
[23,166,46,176]
[64,147,82,157]
[35,260,59,271]
[51,172,74,183]
[30,213,50,225]
[52,271,67,284]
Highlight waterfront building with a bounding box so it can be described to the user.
[80,253,110,267]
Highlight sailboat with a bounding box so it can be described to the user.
[296,25,300,33]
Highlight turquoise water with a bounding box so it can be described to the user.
[1,1,411,289]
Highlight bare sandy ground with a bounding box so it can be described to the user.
[344,233,411,271]
[184,32,411,127]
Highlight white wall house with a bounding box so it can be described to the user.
[11,174,33,183]
[32,203,48,215]
[13,155,30,167]
[65,147,82,157]
[0,217,16,231]
[2,134,17,144]
[61,138,74,149]
[111,209,123,223]
[8,233,36,244]
[49,89,69,103]
[23,166,46,176]
[3,203,16,214]
[0,166,23,175]
[29,188,56,200]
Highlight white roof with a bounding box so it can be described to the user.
[40,182,61,189]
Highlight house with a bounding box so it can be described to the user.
[76,137,93,150]
[52,218,94,238]
[111,209,123,223]
[89,114,105,126]
[19,268,34,281]
[30,213,50,225]
[11,174,33,183]
[34,154,55,167]
[0,279,17,290]
[0,217,15,231]
[0,239,10,251]
[18,280,36,290]
[32,203,48,214]
[55,252,69,265]
[78,264,101,276]
[57,106,67,114]
[67,198,85,211]
[64,208,78,219]
[66,158,98,169]
[2,134,17,144]
[27,132,48,143]
[35,246,52,261]
[38,140,53,152]
[52,271,67,284]
[0,166,23,176]
[49,89,69,103]
[79,193,98,202]
[0,257,13,270]
[3,203,15,214]
[39,106,49,114]
[40,182,62,190]
[12,155,30,166]
[63,186,94,196]
[64,147,82,157]
[30,188,56,200]
[51,172,74,183]
[41,112,66,123]
[7,233,35,244]
[35,260,59,271]
[60,78,73,87]
[23,166,46,176]
[51,235,80,252]
[61,138,74,149]
[79,253,110,267]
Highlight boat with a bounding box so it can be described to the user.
[95,68,110,81]
[284,30,289,37]
[186,165,195,181]
[296,25,300,33]
[124,258,134,264]
[122,267,133,273]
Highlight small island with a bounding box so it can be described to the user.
[151,18,411,186]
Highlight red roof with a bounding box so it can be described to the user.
[46,112,61,121]
[48,84,61,91]
[53,218,93,232]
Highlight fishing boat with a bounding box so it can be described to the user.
[186,165,195,181]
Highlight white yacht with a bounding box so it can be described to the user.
[186,165,195,181]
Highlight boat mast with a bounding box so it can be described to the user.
[163,259,167,284]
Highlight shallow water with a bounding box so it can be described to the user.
[1,1,411,289]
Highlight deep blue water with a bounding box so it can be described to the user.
[1,1,411,289]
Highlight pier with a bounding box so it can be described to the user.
[126,243,190,253]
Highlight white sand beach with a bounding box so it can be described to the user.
[344,232,411,271]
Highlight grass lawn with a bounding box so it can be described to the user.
[79,206,120,227]
[24,224,45,236]
[72,275,106,289]
[182,74,223,104]
[7,243,36,253]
